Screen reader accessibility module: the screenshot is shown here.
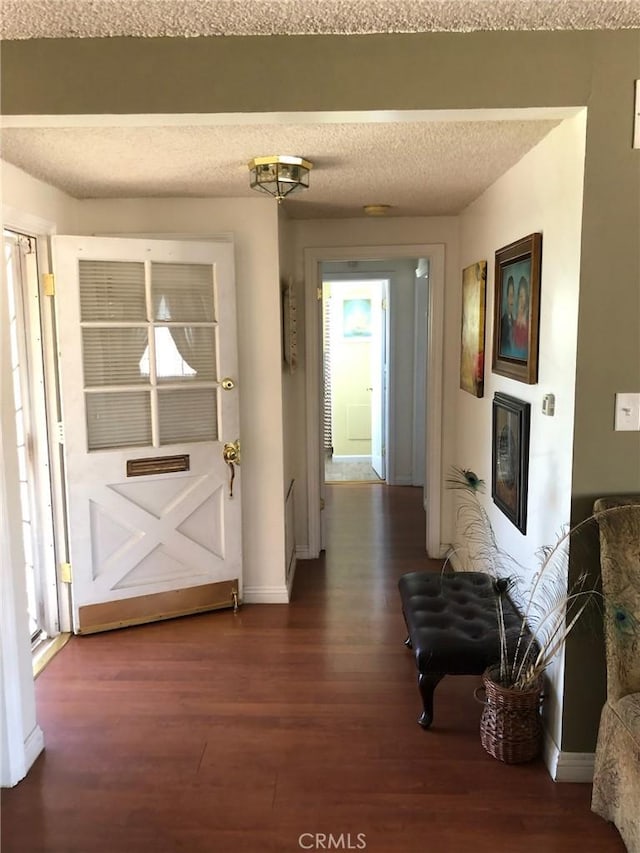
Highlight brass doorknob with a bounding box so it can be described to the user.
[223,440,240,465]
[221,378,236,390]
[223,440,241,498]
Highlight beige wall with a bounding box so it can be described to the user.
[0,32,597,115]
[563,36,640,753]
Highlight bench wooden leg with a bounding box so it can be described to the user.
[417,672,444,729]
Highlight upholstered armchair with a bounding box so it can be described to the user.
[591,496,640,853]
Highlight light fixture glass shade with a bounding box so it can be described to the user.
[248,156,312,202]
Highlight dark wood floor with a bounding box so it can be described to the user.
[2,485,624,853]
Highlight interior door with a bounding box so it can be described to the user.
[370,283,387,480]
[52,236,241,634]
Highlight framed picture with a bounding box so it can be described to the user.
[343,298,372,338]
[492,233,542,384]
[491,392,530,534]
[460,260,487,397]
[281,279,297,372]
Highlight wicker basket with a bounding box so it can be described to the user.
[477,666,543,764]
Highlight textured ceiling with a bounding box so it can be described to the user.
[1,0,639,40]
[0,117,564,218]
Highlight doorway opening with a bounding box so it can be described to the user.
[305,245,444,559]
[322,277,388,484]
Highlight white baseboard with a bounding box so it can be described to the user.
[286,558,297,598]
[332,455,370,462]
[24,725,45,775]
[543,730,595,782]
[242,585,290,604]
[386,474,412,486]
[296,546,317,560]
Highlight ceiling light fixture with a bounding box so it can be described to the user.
[248,155,313,202]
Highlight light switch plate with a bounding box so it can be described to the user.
[614,392,640,431]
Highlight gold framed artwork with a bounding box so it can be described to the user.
[492,233,542,384]
[460,260,487,398]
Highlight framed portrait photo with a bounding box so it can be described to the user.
[491,393,530,534]
[492,233,542,384]
[460,260,487,398]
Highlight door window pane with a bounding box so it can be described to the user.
[151,263,215,322]
[86,391,152,450]
[82,328,149,386]
[79,260,146,321]
[158,388,218,445]
[153,327,216,383]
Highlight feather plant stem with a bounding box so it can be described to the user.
[515,592,595,686]
[532,597,595,671]
[496,597,508,682]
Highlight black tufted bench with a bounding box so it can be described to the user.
[398,570,525,728]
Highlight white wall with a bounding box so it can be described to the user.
[75,196,288,600]
[0,164,70,785]
[2,175,292,599]
[1,170,292,784]
[278,211,296,489]
[291,217,460,552]
[3,162,77,233]
[455,112,587,754]
[278,210,298,594]
[1,270,45,786]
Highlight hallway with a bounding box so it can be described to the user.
[324,455,383,482]
[1,486,623,852]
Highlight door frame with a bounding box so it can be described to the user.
[321,273,389,482]
[3,207,72,635]
[369,278,388,482]
[304,243,445,558]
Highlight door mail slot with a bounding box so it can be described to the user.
[126,454,190,477]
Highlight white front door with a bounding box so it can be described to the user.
[52,236,241,634]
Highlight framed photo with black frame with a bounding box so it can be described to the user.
[492,232,542,384]
[491,392,531,534]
